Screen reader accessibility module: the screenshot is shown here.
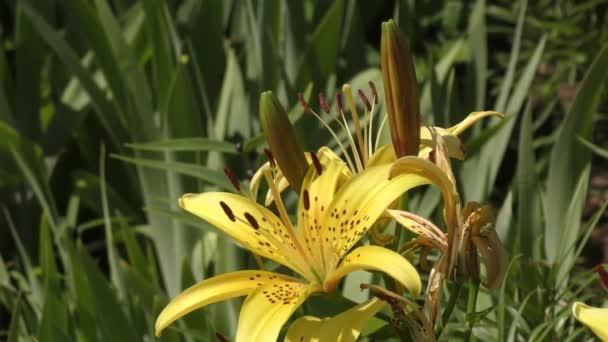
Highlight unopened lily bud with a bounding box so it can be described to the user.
[259,91,308,193]
[381,19,421,157]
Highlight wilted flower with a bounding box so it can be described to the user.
[389,132,508,321]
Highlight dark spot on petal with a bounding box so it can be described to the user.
[219,201,236,221]
[244,212,260,230]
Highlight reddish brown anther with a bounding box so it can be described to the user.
[298,93,312,114]
[215,332,229,342]
[358,89,372,112]
[309,152,323,175]
[429,149,436,164]
[319,92,330,114]
[597,265,608,288]
[223,167,241,192]
[369,81,378,104]
[264,148,276,168]
[335,92,344,117]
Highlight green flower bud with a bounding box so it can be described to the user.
[259,91,308,193]
[381,19,421,157]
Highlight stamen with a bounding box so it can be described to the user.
[597,265,608,289]
[219,201,236,221]
[358,89,371,164]
[374,113,389,152]
[342,84,367,166]
[369,81,378,104]
[262,170,314,270]
[358,89,372,112]
[263,148,276,168]
[309,152,323,175]
[298,93,312,114]
[335,92,343,117]
[223,167,241,192]
[303,190,310,210]
[244,212,260,230]
[319,92,330,114]
[429,149,436,164]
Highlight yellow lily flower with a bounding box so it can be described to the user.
[155,151,431,340]
[572,302,608,341]
[285,298,385,342]
[388,132,508,321]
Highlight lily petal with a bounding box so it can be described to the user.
[235,280,318,342]
[420,127,466,160]
[472,228,508,290]
[324,245,421,296]
[323,163,430,256]
[299,149,350,262]
[447,111,504,136]
[155,271,299,336]
[389,156,462,273]
[179,192,302,273]
[572,302,608,341]
[285,298,386,342]
[388,209,447,252]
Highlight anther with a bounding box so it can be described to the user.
[219,201,236,221]
[369,81,378,104]
[429,149,436,164]
[223,167,241,192]
[263,148,276,168]
[319,92,330,113]
[309,152,323,175]
[298,93,311,114]
[358,89,372,112]
[597,265,608,289]
[303,190,310,210]
[335,92,343,116]
[244,212,260,230]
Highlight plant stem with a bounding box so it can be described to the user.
[464,278,480,342]
[435,280,463,339]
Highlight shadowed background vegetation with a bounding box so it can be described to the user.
[1,0,607,340]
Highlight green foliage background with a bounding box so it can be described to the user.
[0,0,607,340]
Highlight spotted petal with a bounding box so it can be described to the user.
[179,192,304,275]
[235,280,318,342]
[388,209,447,252]
[572,302,608,341]
[324,245,421,296]
[322,163,430,257]
[155,271,299,336]
[390,156,462,273]
[285,298,386,342]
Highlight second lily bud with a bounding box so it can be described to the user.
[381,19,421,158]
[259,91,308,193]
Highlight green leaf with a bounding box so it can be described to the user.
[111,154,233,191]
[577,136,608,159]
[516,103,542,259]
[126,137,236,153]
[544,43,608,262]
[294,0,344,91]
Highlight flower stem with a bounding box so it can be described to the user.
[464,278,480,342]
[435,280,463,339]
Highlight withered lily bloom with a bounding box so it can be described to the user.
[388,133,508,322]
[155,152,433,340]
[381,19,420,157]
[260,91,309,193]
